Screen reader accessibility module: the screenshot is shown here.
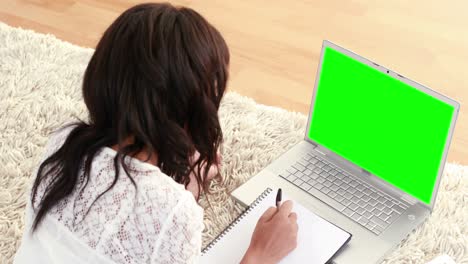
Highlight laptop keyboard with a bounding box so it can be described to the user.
[279,153,410,235]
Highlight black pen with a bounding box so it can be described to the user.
[275,188,282,208]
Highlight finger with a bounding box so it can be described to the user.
[190,150,201,164]
[216,150,222,165]
[278,200,294,216]
[289,212,298,222]
[206,164,219,180]
[259,207,277,222]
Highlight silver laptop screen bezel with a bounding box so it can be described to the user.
[304,40,460,209]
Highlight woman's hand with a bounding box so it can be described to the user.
[186,150,221,198]
[241,200,299,264]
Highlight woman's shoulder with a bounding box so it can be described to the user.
[45,123,203,217]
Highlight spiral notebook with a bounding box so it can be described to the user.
[201,188,351,264]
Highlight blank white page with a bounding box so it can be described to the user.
[201,188,351,264]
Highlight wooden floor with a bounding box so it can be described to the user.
[1,0,467,164]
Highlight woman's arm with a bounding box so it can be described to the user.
[151,192,204,263]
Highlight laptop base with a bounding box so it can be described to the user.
[231,141,429,264]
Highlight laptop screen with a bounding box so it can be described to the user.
[308,46,455,204]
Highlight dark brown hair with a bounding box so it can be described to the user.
[31,2,229,230]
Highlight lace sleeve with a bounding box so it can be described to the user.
[30,125,75,208]
[151,192,204,264]
[42,125,75,159]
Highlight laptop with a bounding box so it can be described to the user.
[231,40,460,264]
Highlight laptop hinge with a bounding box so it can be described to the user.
[401,194,418,205]
[315,148,326,155]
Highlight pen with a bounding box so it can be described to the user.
[275,188,282,208]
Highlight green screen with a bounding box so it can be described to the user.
[308,46,455,204]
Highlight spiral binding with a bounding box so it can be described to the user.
[202,187,273,254]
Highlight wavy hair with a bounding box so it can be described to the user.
[31,2,229,231]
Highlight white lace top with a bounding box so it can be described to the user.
[14,127,204,264]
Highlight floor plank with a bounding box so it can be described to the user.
[1,0,467,164]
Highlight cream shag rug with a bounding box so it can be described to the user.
[0,22,467,264]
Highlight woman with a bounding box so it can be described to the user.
[14,3,298,264]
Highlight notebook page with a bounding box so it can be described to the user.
[201,188,351,264]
